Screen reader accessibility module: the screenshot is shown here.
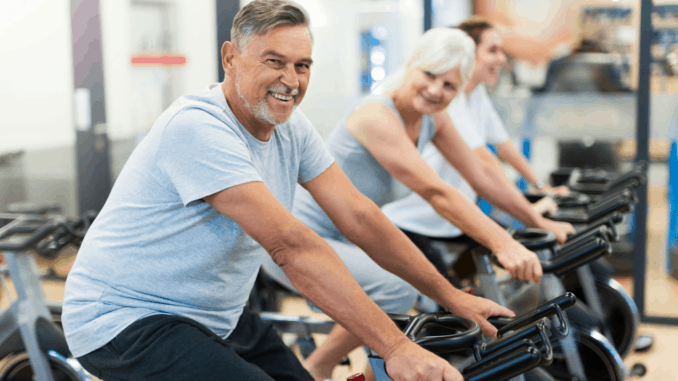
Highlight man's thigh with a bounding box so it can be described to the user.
[78,314,312,381]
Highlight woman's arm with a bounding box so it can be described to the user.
[494,141,569,195]
[431,111,574,242]
[494,141,541,187]
[345,102,542,282]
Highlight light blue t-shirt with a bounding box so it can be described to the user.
[62,83,335,357]
[292,94,437,241]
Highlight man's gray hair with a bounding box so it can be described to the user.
[231,0,313,51]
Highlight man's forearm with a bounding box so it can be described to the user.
[277,237,410,359]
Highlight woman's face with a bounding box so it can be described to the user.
[473,29,507,85]
[403,67,461,115]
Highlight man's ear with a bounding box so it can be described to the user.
[221,41,239,73]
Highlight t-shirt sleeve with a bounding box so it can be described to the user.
[480,88,510,145]
[293,110,335,184]
[156,108,263,206]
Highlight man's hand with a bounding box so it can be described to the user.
[532,197,558,215]
[495,239,543,284]
[384,341,463,381]
[538,218,576,244]
[444,290,515,339]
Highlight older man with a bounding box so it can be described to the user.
[62,1,513,380]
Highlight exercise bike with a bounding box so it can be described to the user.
[352,293,577,381]
[0,213,93,381]
[261,293,578,381]
[529,178,646,359]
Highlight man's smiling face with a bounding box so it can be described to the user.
[230,23,313,127]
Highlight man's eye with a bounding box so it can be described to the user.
[268,59,283,65]
[424,71,435,78]
[445,83,455,90]
[296,63,309,71]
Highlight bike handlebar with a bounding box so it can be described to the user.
[34,210,97,259]
[0,214,65,252]
[494,233,611,276]
[488,292,576,339]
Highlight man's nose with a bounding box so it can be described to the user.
[280,64,299,89]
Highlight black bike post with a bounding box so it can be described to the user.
[70,0,113,215]
[633,0,652,322]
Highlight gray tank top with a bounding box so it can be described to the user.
[293,94,437,241]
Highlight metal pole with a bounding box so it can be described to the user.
[216,0,240,82]
[633,0,653,320]
[424,0,432,31]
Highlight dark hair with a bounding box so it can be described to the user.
[456,17,494,45]
[231,0,312,51]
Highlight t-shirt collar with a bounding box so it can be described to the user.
[207,83,273,148]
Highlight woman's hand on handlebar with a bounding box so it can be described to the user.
[495,239,543,284]
[536,184,570,196]
[445,290,515,339]
[537,219,575,244]
[551,185,570,196]
[532,197,558,215]
[384,341,463,381]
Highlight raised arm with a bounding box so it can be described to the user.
[204,182,464,380]
[345,103,542,283]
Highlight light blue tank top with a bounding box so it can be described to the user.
[293,94,437,241]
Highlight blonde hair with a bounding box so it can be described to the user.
[376,28,475,94]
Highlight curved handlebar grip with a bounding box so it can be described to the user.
[567,214,621,243]
[557,226,611,255]
[398,313,482,354]
[477,318,553,362]
[489,293,576,339]
[34,210,97,258]
[0,214,65,252]
[509,228,557,251]
[463,345,543,381]
[541,236,610,275]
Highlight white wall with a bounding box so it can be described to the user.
[0,0,217,154]
[101,0,217,140]
[0,0,74,153]
[432,0,472,28]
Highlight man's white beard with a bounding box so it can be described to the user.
[236,83,297,126]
